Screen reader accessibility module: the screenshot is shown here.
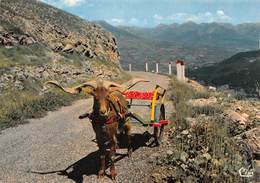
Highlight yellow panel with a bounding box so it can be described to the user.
[150,86,159,121]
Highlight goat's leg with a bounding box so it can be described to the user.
[125,123,133,157]
[109,138,117,180]
[98,147,106,177]
[97,125,107,178]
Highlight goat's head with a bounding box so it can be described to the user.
[93,79,119,117]
[45,78,149,117]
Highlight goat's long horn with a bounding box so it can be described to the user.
[103,81,125,89]
[45,81,78,94]
[106,78,150,93]
[123,78,150,91]
[45,80,96,95]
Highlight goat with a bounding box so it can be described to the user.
[45,78,148,180]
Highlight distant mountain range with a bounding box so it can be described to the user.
[190,50,260,97]
[97,21,260,71]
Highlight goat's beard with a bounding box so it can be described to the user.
[93,111,109,122]
[99,110,111,119]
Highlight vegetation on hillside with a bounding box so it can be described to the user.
[0,0,130,130]
[0,71,131,130]
[151,77,259,182]
[191,50,260,97]
[1,0,120,63]
[0,89,81,130]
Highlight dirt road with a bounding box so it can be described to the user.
[0,72,171,183]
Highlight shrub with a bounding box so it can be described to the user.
[169,77,196,128]
[0,89,80,130]
[163,116,244,182]
[192,105,223,117]
[165,77,245,182]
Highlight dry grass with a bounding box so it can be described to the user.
[0,89,81,130]
[164,76,245,182]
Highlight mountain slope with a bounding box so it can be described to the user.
[0,0,120,63]
[122,22,260,50]
[98,21,260,71]
[0,0,129,129]
[191,50,260,96]
[0,0,125,93]
[97,22,235,71]
[97,21,169,70]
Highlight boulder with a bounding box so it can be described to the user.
[185,117,197,128]
[224,110,247,125]
[208,86,217,92]
[188,97,217,107]
[235,106,243,112]
[62,43,74,53]
[14,80,24,90]
[187,79,206,92]
[84,49,94,58]
[241,113,249,119]
[236,127,260,156]
[181,130,189,135]
[52,42,63,52]
[180,152,189,162]
[19,35,35,45]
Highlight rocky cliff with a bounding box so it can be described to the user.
[0,0,124,92]
[0,0,120,63]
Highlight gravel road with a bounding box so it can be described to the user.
[0,72,172,183]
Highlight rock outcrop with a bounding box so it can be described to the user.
[0,0,124,93]
[0,61,121,91]
[0,32,36,46]
[0,0,120,63]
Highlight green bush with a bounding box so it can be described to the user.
[164,116,243,182]
[166,77,245,182]
[0,90,80,130]
[192,105,223,117]
[169,77,196,128]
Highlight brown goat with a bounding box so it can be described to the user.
[45,79,148,180]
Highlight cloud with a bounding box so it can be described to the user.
[155,10,231,24]
[107,18,125,25]
[107,17,140,26]
[63,0,84,6]
[217,10,224,16]
[40,0,86,7]
[216,10,232,21]
[153,14,163,21]
[129,18,139,25]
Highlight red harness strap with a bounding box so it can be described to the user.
[88,112,120,125]
[88,113,94,120]
[105,116,117,124]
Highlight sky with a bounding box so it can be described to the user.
[41,0,260,27]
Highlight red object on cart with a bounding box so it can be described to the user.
[151,120,170,127]
[124,91,159,100]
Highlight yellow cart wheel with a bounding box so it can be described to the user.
[153,104,166,146]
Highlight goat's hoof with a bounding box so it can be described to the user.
[128,148,133,157]
[111,172,117,180]
[110,167,117,180]
[98,170,105,178]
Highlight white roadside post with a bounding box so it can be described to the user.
[129,64,132,72]
[145,62,149,72]
[182,63,186,81]
[168,62,172,75]
[176,60,186,82]
[156,63,159,74]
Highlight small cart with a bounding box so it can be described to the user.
[124,85,170,146]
